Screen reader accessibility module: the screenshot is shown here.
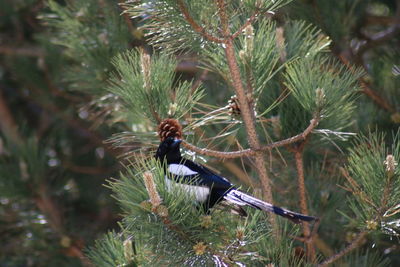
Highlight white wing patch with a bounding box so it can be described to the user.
[224,190,247,206]
[168,163,198,176]
[165,176,210,202]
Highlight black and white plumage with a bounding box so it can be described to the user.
[155,137,317,224]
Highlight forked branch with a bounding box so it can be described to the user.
[182,117,320,158]
[176,0,224,43]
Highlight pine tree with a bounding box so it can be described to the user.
[1,0,399,266]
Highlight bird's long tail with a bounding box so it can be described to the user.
[224,190,317,224]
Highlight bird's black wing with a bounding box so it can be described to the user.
[167,158,233,191]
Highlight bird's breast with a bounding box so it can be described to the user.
[165,176,210,202]
[168,163,198,176]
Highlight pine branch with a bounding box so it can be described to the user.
[318,231,368,267]
[182,117,319,158]
[176,0,224,43]
[216,0,277,232]
[293,146,316,262]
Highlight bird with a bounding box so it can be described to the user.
[155,137,318,224]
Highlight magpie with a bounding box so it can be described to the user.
[155,137,317,224]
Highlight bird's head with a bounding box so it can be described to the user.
[155,137,182,163]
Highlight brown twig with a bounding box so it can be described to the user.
[182,117,319,158]
[216,0,228,37]
[275,26,287,62]
[293,146,316,262]
[62,161,114,175]
[318,231,368,267]
[286,114,322,262]
[264,118,319,149]
[33,184,91,266]
[176,0,224,43]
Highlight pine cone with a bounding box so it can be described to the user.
[158,119,183,141]
[228,94,255,118]
[228,95,241,116]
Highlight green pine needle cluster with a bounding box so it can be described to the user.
[343,132,400,235]
[109,49,204,123]
[96,158,309,266]
[86,231,137,267]
[284,55,363,130]
[44,0,132,92]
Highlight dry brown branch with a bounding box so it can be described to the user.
[365,15,397,25]
[33,174,91,266]
[275,26,287,62]
[62,161,114,175]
